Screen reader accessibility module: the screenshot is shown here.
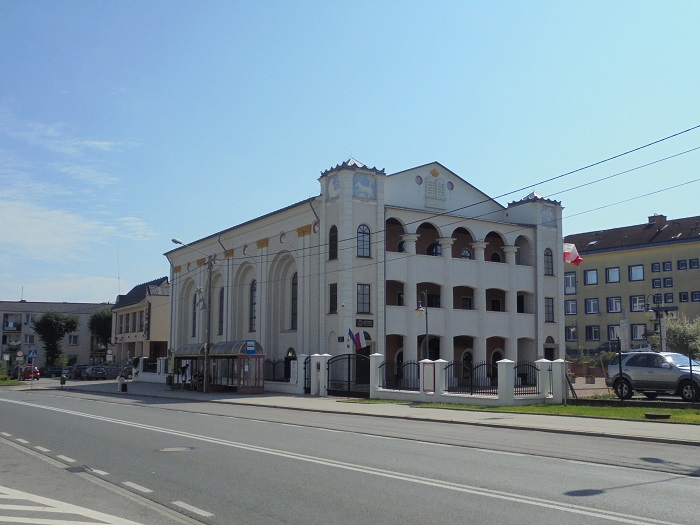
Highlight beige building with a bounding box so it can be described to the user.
[165,160,565,390]
[111,277,170,369]
[563,214,700,354]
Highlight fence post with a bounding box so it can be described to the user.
[433,359,447,395]
[310,354,331,397]
[536,358,552,397]
[550,359,567,403]
[497,359,515,405]
[369,353,383,399]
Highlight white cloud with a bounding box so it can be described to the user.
[58,164,119,186]
[117,216,159,241]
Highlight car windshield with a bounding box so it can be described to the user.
[664,353,700,367]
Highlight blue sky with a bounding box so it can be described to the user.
[1,1,698,303]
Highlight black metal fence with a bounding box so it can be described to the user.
[378,360,420,391]
[513,361,539,395]
[444,360,499,395]
[303,356,311,394]
[264,359,289,382]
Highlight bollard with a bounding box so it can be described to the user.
[60,374,66,388]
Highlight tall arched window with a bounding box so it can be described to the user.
[357,224,370,258]
[191,294,197,338]
[290,273,298,330]
[249,280,257,332]
[544,248,554,276]
[218,287,224,336]
[328,226,338,260]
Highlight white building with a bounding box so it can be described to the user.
[165,160,564,388]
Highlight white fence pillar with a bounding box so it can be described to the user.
[536,358,552,397]
[497,359,515,405]
[550,359,568,403]
[310,353,331,397]
[369,353,383,398]
[433,359,447,395]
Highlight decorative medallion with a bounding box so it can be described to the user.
[430,168,440,177]
[415,175,423,185]
[447,181,454,191]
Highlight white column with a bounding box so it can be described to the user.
[497,359,515,405]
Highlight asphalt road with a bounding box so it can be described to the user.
[1,388,699,525]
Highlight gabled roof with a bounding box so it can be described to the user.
[564,214,700,253]
[320,158,385,177]
[113,277,169,310]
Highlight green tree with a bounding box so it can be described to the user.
[33,311,79,367]
[664,314,700,359]
[88,308,113,352]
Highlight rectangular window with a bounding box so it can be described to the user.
[428,294,441,308]
[329,283,337,314]
[605,267,620,283]
[357,284,371,314]
[678,260,688,270]
[649,292,662,305]
[491,299,502,312]
[663,261,672,271]
[692,291,700,302]
[630,295,646,312]
[664,293,674,304]
[565,300,577,315]
[652,278,662,289]
[68,335,78,345]
[131,312,137,333]
[690,258,699,269]
[585,298,599,314]
[565,326,578,342]
[631,324,646,341]
[585,325,600,341]
[608,325,620,342]
[139,310,144,332]
[680,292,689,302]
[628,264,644,281]
[583,269,598,285]
[125,314,130,333]
[564,272,577,295]
[545,297,554,322]
[606,297,621,313]
[461,296,472,310]
[663,277,673,288]
[651,262,661,273]
[24,334,35,344]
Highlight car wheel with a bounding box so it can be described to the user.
[643,392,658,400]
[615,379,633,400]
[679,381,698,402]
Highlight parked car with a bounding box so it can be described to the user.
[45,366,70,378]
[11,365,40,381]
[606,351,700,401]
[629,343,655,352]
[105,366,121,379]
[593,341,621,354]
[84,366,108,380]
[68,364,89,380]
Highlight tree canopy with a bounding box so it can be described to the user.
[88,308,113,351]
[33,311,79,367]
[664,314,700,359]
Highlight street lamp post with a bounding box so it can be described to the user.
[645,293,665,352]
[172,238,213,393]
[415,290,429,361]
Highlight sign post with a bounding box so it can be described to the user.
[28,349,38,390]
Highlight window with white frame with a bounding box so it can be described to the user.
[565,300,577,315]
[663,261,672,271]
[692,291,700,302]
[585,325,600,341]
[663,277,673,288]
[608,325,620,342]
[690,258,699,269]
[24,334,35,344]
[652,278,661,288]
[564,272,576,295]
[357,224,371,258]
[68,335,78,345]
[631,324,647,341]
[607,297,621,313]
[630,295,646,312]
[544,248,554,276]
[565,326,578,342]
[678,260,688,270]
[664,293,674,303]
[628,264,644,281]
[357,284,371,314]
[584,269,598,285]
[680,292,689,302]
[651,262,661,272]
[585,298,599,314]
[606,267,620,283]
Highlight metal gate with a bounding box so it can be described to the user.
[303,356,311,394]
[327,353,370,398]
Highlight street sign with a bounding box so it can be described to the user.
[16,350,23,357]
[245,340,256,354]
[28,349,38,359]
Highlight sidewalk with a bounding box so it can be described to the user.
[11,379,700,447]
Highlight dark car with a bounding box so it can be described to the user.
[45,366,70,378]
[105,366,121,379]
[69,364,89,380]
[84,366,107,380]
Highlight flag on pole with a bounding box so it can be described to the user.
[356,331,367,349]
[563,243,583,266]
[348,329,359,348]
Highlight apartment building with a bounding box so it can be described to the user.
[563,214,700,354]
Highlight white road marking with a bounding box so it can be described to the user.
[56,455,76,463]
[172,500,214,517]
[15,438,30,444]
[34,446,51,452]
[0,397,689,525]
[90,468,110,476]
[123,482,153,493]
[0,432,11,437]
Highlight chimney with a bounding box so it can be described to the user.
[648,214,667,225]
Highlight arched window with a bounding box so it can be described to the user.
[328,226,338,260]
[357,224,371,258]
[490,252,501,262]
[191,294,197,338]
[461,248,472,260]
[544,248,554,276]
[290,273,298,330]
[218,287,224,336]
[249,280,257,332]
[428,243,442,256]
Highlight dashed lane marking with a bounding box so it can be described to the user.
[56,455,75,463]
[172,500,214,518]
[34,446,51,452]
[122,482,153,493]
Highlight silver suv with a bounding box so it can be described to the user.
[606,351,700,401]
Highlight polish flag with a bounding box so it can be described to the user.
[356,331,367,349]
[563,243,583,266]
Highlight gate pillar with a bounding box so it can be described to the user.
[311,353,331,396]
